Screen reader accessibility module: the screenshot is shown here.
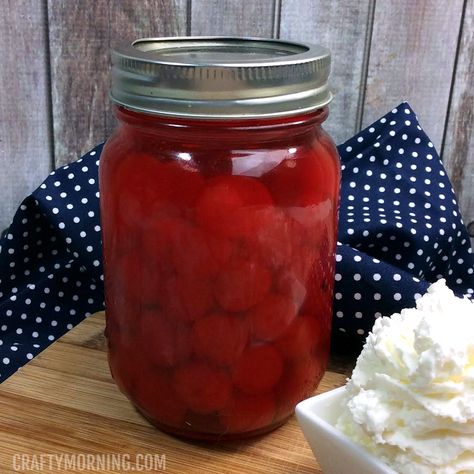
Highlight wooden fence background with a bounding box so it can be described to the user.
[1,0,473,238]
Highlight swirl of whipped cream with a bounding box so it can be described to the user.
[337,279,474,474]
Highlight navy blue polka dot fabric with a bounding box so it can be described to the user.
[0,102,472,381]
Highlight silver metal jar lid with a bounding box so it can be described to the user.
[111,37,332,119]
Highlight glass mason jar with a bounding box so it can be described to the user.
[100,37,340,441]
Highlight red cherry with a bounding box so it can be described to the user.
[105,292,141,342]
[134,367,187,427]
[165,162,205,209]
[142,217,180,277]
[144,217,216,278]
[233,345,283,394]
[196,175,273,238]
[114,153,174,228]
[274,270,307,311]
[275,357,324,419]
[248,293,297,342]
[107,339,138,397]
[170,225,218,278]
[173,362,232,414]
[160,274,213,323]
[215,259,272,312]
[311,138,340,203]
[287,244,317,286]
[263,150,332,207]
[243,208,300,270]
[286,202,333,250]
[275,314,322,361]
[116,153,204,218]
[180,411,224,435]
[220,392,277,433]
[206,235,234,268]
[191,313,249,367]
[300,271,334,328]
[115,253,162,306]
[140,309,191,367]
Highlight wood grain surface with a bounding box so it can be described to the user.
[279,0,374,145]
[2,0,474,239]
[443,0,474,237]
[47,0,188,167]
[362,0,464,151]
[0,312,354,474]
[190,0,276,37]
[0,0,52,232]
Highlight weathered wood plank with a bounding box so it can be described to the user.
[47,0,188,167]
[279,0,373,145]
[190,0,276,36]
[0,0,52,231]
[362,0,464,151]
[443,0,474,238]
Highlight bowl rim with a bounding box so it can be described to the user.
[296,386,396,474]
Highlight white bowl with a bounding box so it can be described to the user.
[296,387,396,474]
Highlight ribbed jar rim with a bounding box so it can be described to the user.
[110,36,332,119]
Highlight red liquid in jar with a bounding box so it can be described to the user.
[100,106,340,440]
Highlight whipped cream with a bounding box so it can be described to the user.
[336,279,474,474]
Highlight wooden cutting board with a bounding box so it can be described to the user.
[0,312,354,474]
